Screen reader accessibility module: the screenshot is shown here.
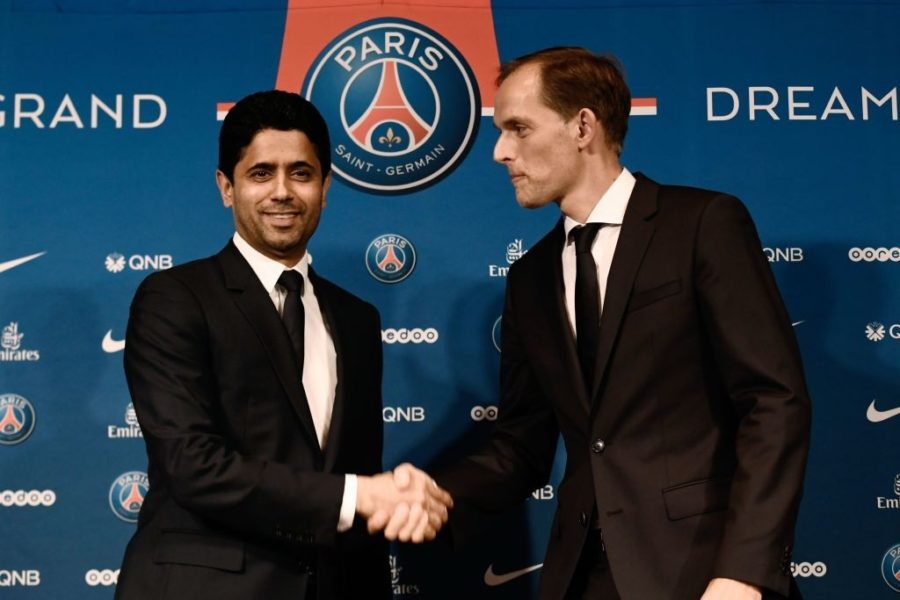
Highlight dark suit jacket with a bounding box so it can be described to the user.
[115,241,391,600]
[438,174,811,600]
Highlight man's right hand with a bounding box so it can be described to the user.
[356,463,453,543]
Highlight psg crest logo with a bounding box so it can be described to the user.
[109,471,149,523]
[366,234,416,283]
[304,18,480,193]
[883,544,900,592]
[0,393,36,445]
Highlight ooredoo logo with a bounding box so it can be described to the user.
[85,569,119,587]
[108,471,148,523]
[366,234,416,283]
[304,18,480,193]
[0,393,36,445]
[382,328,438,344]
[848,247,900,262]
[0,490,56,507]
[790,561,827,578]
[470,405,498,422]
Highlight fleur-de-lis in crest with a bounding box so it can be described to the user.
[378,127,402,148]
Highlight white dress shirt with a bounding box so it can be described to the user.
[562,168,636,336]
[233,232,357,531]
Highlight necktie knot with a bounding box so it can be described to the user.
[571,223,603,255]
[278,270,304,294]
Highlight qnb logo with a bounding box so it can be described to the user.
[304,18,480,193]
[867,322,887,341]
[108,403,143,439]
[382,328,438,344]
[706,86,898,121]
[763,247,804,263]
[470,405,498,422]
[848,247,900,262]
[85,569,120,587]
[0,322,40,362]
[881,544,900,592]
[876,474,900,510]
[531,485,554,501]
[0,570,40,587]
[108,471,148,523]
[489,239,527,277]
[105,253,173,273]
[366,234,416,283]
[791,562,827,578]
[866,322,900,342]
[383,406,426,423]
[0,489,56,507]
[0,393,36,445]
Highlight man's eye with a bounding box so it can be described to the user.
[250,170,269,179]
[514,125,528,136]
[292,170,312,179]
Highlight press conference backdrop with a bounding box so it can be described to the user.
[1,0,898,597]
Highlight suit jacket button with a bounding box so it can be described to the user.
[591,439,605,454]
[579,511,589,527]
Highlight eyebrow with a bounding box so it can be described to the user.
[245,160,317,173]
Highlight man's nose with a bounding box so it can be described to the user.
[493,133,512,164]
[272,173,292,199]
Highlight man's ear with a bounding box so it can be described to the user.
[215,169,234,207]
[575,107,600,149]
[321,172,332,209]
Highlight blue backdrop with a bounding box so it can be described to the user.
[2,0,899,597]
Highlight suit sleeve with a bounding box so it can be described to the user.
[693,195,811,596]
[436,278,560,540]
[124,271,346,548]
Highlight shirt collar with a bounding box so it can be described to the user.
[564,167,636,241]
[232,232,311,293]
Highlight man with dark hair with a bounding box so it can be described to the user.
[417,47,811,599]
[115,90,451,600]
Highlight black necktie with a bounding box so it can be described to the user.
[277,270,305,375]
[571,224,603,393]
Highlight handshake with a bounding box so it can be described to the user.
[355,463,454,543]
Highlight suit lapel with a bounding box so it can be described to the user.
[310,269,345,473]
[528,220,592,415]
[217,242,323,457]
[590,175,659,401]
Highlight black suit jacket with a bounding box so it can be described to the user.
[115,241,391,600]
[438,174,811,599]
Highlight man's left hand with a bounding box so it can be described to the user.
[700,578,762,600]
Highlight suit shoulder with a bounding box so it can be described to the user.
[132,254,220,298]
[507,222,562,280]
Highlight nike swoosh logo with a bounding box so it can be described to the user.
[102,330,126,353]
[867,400,900,423]
[792,321,805,327]
[484,563,543,586]
[0,252,46,274]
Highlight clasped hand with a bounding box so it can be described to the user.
[356,463,453,543]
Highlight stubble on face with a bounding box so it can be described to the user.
[216,129,330,266]
[492,65,580,211]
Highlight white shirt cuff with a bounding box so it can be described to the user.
[337,474,357,532]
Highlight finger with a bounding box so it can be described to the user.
[426,483,454,508]
[426,502,446,532]
[384,502,410,540]
[398,502,423,542]
[410,506,431,543]
[422,521,438,542]
[393,463,413,489]
[367,509,390,534]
